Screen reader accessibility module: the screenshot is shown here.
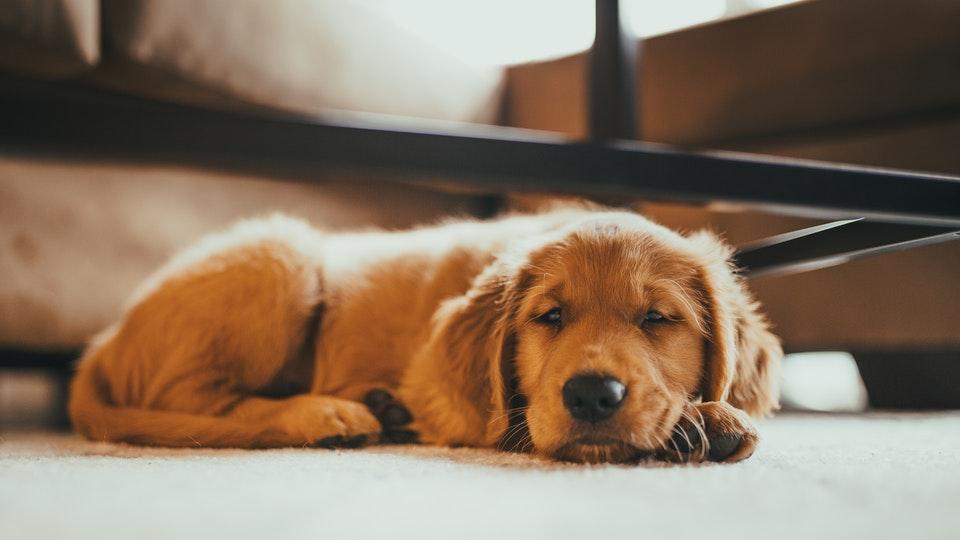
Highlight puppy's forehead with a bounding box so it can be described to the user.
[564,221,689,269]
[527,220,699,298]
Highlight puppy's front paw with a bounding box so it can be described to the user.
[363,389,420,445]
[662,401,758,463]
[276,395,381,448]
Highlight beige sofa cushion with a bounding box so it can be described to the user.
[92,0,503,122]
[0,157,486,348]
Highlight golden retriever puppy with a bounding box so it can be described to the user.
[69,208,781,464]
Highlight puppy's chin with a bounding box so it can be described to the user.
[550,438,649,464]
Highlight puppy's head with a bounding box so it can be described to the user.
[426,212,780,463]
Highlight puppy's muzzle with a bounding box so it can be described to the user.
[562,373,626,423]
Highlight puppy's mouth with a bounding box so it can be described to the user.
[552,436,651,464]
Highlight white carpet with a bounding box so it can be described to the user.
[2,412,959,540]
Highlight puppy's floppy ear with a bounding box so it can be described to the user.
[687,230,782,417]
[403,251,530,447]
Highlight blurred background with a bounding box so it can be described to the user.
[1,0,958,428]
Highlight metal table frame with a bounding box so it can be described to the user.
[3,2,958,277]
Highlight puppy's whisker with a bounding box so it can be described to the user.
[503,420,532,453]
[682,407,709,461]
[667,429,684,463]
[656,436,668,452]
[497,418,532,452]
[486,406,527,427]
[687,410,707,460]
[497,424,523,446]
[500,421,527,443]
[514,432,534,454]
[673,422,695,458]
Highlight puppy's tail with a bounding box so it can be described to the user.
[68,352,285,449]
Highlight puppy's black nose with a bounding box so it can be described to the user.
[562,374,626,423]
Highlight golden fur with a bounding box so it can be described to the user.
[69,208,781,463]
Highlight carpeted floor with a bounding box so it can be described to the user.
[2,412,958,540]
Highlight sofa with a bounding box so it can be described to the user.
[1,0,958,419]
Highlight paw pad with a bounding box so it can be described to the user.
[315,434,369,449]
[706,432,742,462]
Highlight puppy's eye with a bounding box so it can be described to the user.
[536,307,563,326]
[638,310,667,326]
